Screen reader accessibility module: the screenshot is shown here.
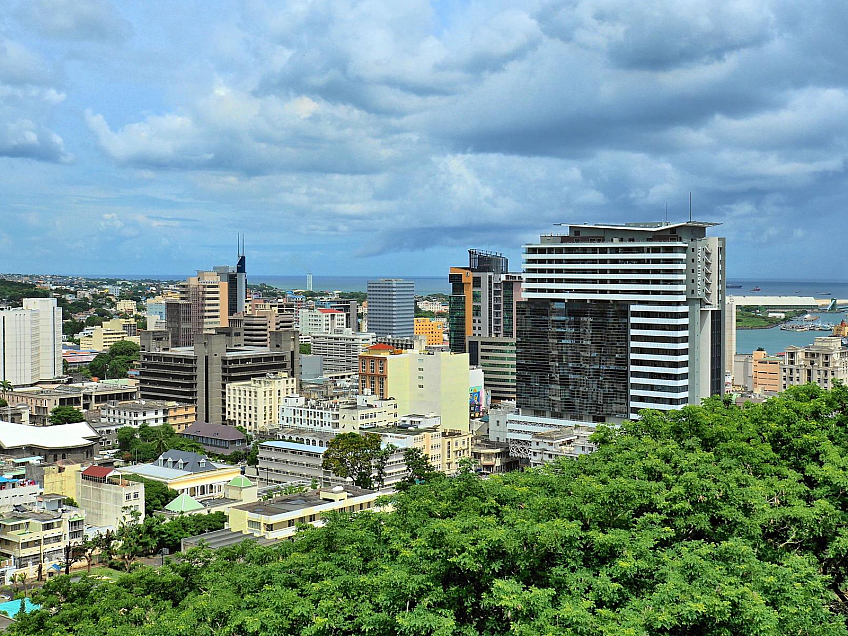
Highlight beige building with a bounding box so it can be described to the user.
[413,317,445,346]
[116,300,137,314]
[0,381,139,426]
[783,337,848,390]
[228,485,380,541]
[752,350,781,393]
[166,402,196,432]
[374,421,472,475]
[0,495,85,574]
[226,373,298,434]
[180,271,229,335]
[75,465,144,527]
[79,326,140,352]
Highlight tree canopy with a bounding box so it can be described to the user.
[12,384,848,635]
[118,423,204,463]
[321,431,386,489]
[48,406,85,425]
[89,340,140,380]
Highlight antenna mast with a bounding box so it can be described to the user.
[689,192,692,222]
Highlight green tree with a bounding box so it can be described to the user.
[48,406,85,425]
[0,380,12,391]
[124,475,178,515]
[321,432,384,489]
[0,398,7,408]
[398,446,439,489]
[300,343,311,355]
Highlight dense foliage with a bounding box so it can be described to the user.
[48,406,85,425]
[13,385,848,635]
[89,340,140,380]
[0,279,50,305]
[321,431,392,489]
[117,423,204,463]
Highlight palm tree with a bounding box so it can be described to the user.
[0,380,12,392]
[12,572,27,597]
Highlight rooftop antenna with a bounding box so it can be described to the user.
[664,202,668,225]
[689,192,692,222]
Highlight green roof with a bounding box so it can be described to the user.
[227,475,254,488]
[164,493,204,513]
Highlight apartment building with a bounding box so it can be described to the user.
[374,421,472,475]
[0,495,85,572]
[487,403,597,462]
[179,270,230,335]
[0,298,62,386]
[0,382,139,426]
[519,221,725,422]
[783,337,848,390]
[75,465,144,527]
[358,346,471,432]
[101,399,170,428]
[79,326,139,352]
[279,394,398,433]
[226,373,298,434]
[116,300,137,314]
[298,308,347,339]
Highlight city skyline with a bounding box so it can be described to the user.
[1,1,848,278]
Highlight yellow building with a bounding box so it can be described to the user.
[226,373,298,434]
[228,485,380,541]
[752,349,781,393]
[79,326,140,352]
[42,463,82,499]
[0,495,85,574]
[116,300,137,314]
[117,450,242,503]
[414,317,445,346]
[359,347,471,432]
[375,422,472,475]
[166,402,197,432]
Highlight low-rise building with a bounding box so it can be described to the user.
[0,421,99,462]
[226,373,298,434]
[752,349,781,393]
[116,450,242,502]
[298,308,346,340]
[471,441,519,475]
[75,465,144,527]
[0,495,85,574]
[374,419,472,475]
[79,326,140,352]
[179,421,247,456]
[101,399,170,428]
[116,300,137,314]
[0,382,139,426]
[228,485,380,541]
[165,402,196,432]
[783,337,848,390]
[487,403,597,463]
[279,394,398,433]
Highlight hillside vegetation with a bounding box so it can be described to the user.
[13,384,848,635]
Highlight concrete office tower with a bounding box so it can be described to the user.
[0,298,62,386]
[518,221,725,423]
[139,328,300,425]
[448,250,523,353]
[367,279,414,338]
[306,273,313,292]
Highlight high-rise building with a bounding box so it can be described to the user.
[310,329,376,374]
[367,279,414,338]
[448,250,522,353]
[179,271,230,336]
[518,221,725,422]
[358,345,471,432]
[139,329,300,425]
[0,298,62,386]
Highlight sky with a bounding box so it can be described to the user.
[1,0,847,279]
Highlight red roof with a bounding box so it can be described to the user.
[317,308,343,314]
[81,465,114,479]
[367,344,394,351]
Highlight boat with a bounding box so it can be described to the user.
[728,284,743,289]
[750,286,761,292]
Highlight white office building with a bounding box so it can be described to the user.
[310,329,376,374]
[0,298,62,386]
[519,221,725,422]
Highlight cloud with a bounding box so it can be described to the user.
[0,119,71,163]
[15,0,133,43]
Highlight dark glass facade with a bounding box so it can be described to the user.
[448,273,467,353]
[516,300,629,421]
